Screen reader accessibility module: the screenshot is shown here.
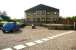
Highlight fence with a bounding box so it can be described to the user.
[41,23,75,30]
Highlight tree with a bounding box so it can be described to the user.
[2,11,7,16]
[71,16,76,21]
[0,11,2,15]
[0,11,10,21]
[0,15,10,21]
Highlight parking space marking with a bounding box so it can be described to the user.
[47,31,74,40]
[34,40,43,43]
[13,44,26,50]
[42,38,50,41]
[48,37,54,39]
[1,31,74,50]
[51,31,74,38]
[25,42,36,46]
[2,48,13,50]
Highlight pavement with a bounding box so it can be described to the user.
[0,26,76,50]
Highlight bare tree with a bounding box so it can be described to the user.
[0,11,2,15]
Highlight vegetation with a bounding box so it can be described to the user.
[66,16,76,21]
[0,15,10,21]
[0,11,11,21]
[0,11,11,26]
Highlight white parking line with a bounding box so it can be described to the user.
[13,44,26,50]
[42,38,50,41]
[1,31,74,50]
[25,42,36,46]
[34,40,43,43]
[48,37,54,39]
[2,48,13,50]
[50,31,74,38]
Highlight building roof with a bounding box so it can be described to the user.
[25,4,59,12]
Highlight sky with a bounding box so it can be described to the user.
[0,0,76,19]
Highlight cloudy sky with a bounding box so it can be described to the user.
[0,0,76,19]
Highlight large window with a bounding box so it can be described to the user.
[42,10,46,15]
[54,12,57,15]
[37,18,40,22]
[41,18,45,21]
[35,10,46,15]
[47,12,50,15]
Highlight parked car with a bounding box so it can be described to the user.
[2,22,20,33]
[16,22,26,28]
[0,25,2,30]
[0,21,8,30]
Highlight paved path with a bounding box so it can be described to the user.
[0,26,75,50]
[2,31,75,50]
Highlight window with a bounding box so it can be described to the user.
[47,12,50,15]
[42,18,45,21]
[27,13,31,16]
[54,12,57,14]
[42,10,46,15]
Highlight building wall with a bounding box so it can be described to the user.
[25,9,59,25]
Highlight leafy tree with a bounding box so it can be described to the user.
[66,16,76,21]
[71,16,76,21]
[0,11,11,21]
[66,17,71,19]
[0,15,10,21]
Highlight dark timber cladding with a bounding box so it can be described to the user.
[25,4,59,25]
